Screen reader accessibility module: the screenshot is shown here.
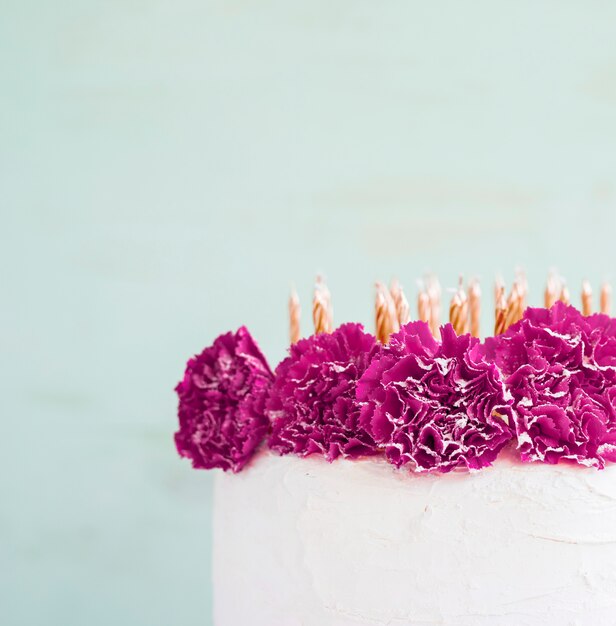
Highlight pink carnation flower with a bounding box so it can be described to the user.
[268,323,381,461]
[482,303,616,468]
[357,322,514,472]
[175,327,273,472]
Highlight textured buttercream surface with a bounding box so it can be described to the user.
[213,451,616,625]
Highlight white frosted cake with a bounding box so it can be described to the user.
[213,451,616,626]
[175,280,616,626]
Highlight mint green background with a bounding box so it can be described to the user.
[2,2,616,625]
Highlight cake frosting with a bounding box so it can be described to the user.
[214,450,616,626]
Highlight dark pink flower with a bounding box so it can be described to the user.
[357,322,514,473]
[267,323,381,461]
[175,327,273,472]
[482,303,616,468]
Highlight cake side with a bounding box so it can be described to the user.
[213,450,616,626]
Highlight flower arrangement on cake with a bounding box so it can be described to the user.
[174,272,616,474]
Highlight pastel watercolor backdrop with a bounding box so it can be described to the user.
[2,2,616,625]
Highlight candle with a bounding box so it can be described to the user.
[494,275,505,309]
[313,277,333,334]
[289,287,301,344]
[387,286,400,335]
[581,280,592,316]
[504,281,521,331]
[390,279,411,326]
[468,278,481,337]
[426,275,441,338]
[601,281,611,315]
[316,275,334,330]
[559,284,571,306]
[494,283,507,335]
[418,286,431,325]
[545,272,560,309]
[449,276,469,335]
[515,271,527,322]
[375,282,398,344]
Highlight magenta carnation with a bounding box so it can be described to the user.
[482,302,616,468]
[175,326,273,472]
[267,323,381,461]
[357,322,514,473]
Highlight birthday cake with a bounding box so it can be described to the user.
[175,275,616,626]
